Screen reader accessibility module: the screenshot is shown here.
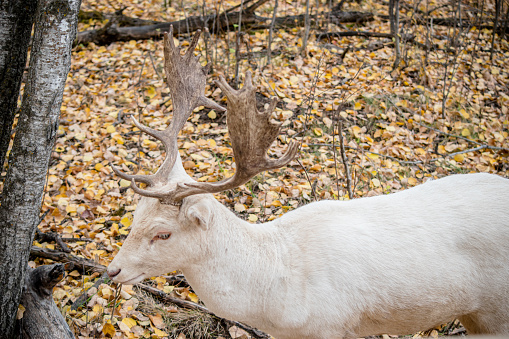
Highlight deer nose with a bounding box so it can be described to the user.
[107,268,121,279]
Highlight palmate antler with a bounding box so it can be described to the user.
[112,27,224,187]
[113,28,298,206]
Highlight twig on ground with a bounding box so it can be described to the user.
[296,158,317,201]
[71,272,109,311]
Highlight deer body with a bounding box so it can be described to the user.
[111,172,509,338]
[107,30,509,338]
[183,173,509,339]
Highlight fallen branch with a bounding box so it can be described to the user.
[76,5,374,45]
[29,246,105,274]
[76,0,269,45]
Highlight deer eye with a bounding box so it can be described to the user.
[153,232,171,241]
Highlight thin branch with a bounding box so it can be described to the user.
[296,158,317,201]
[338,121,353,199]
[266,0,278,67]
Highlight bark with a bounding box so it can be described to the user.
[0,1,37,171]
[16,264,74,339]
[0,0,81,336]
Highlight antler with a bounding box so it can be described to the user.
[112,26,224,188]
[132,71,299,205]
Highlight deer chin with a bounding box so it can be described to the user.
[115,273,146,285]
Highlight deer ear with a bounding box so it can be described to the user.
[183,198,212,230]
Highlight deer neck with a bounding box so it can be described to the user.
[181,198,287,321]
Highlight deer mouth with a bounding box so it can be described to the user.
[119,273,145,285]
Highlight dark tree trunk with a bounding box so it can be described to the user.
[0,1,37,171]
[0,0,81,336]
[16,264,74,339]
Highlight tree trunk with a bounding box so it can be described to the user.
[0,1,37,172]
[16,264,74,339]
[0,0,81,336]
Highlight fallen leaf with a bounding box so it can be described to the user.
[102,322,115,337]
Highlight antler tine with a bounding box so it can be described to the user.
[111,164,154,185]
[159,71,299,203]
[111,27,225,194]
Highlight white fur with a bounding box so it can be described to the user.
[108,166,509,339]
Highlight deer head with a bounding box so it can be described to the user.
[107,28,298,284]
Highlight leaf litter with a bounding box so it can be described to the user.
[26,0,509,337]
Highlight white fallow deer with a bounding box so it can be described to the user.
[107,28,509,339]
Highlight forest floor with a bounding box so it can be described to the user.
[25,0,509,337]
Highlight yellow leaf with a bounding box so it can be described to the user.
[121,213,132,227]
[408,177,417,185]
[146,86,157,99]
[208,110,217,119]
[309,164,321,172]
[461,128,471,137]
[248,214,258,222]
[313,128,323,136]
[351,125,361,138]
[459,109,469,119]
[454,154,465,162]
[354,101,362,110]
[102,322,115,337]
[122,317,137,329]
[153,327,168,337]
[371,178,381,187]
[17,304,25,320]
[95,163,104,171]
[187,292,199,303]
[271,200,282,207]
[120,179,131,187]
[106,125,116,134]
[93,304,103,314]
